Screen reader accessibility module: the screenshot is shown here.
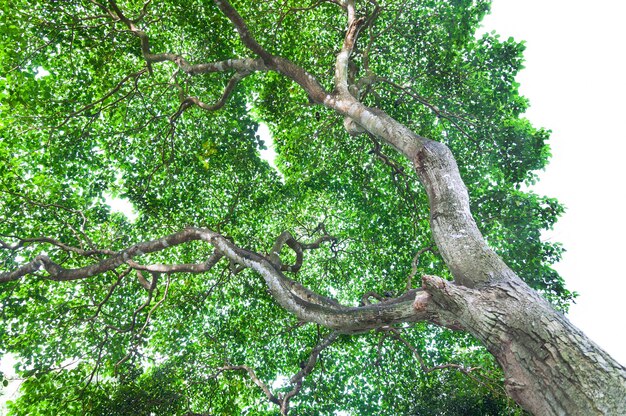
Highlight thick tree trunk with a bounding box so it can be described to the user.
[410,140,626,415]
[423,275,626,415]
[324,91,626,413]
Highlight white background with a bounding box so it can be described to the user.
[480,0,626,365]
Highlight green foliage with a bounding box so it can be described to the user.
[0,0,561,414]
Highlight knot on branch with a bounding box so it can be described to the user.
[412,291,431,312]
[360,290,394,305]
[268,230,336,273]
[36,254,62,276]
[417,275,473,331]
[343,116,366,136]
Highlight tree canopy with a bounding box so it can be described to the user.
[0,0,609,415]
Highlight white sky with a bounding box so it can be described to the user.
[2,0,626,409]
[480,0,626,365]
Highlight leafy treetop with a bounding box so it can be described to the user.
[0,0,569,414]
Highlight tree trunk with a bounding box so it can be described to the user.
[423,275,626,415]
[410,140,626,415]
[324,90,626,413]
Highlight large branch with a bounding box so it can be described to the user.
[0,229,204,283]
[333,0,365,96]
[98,0,517,289]
[105,0,268,78]
[213,0,330,104]
[1,227,443,333]
[213,0,274,64]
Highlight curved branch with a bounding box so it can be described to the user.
[1,227,438,333]
[282,332,339,414]
[213,0,274,64]
[212,0,330,103]
[0,228,206,283]
[170,72,250,122]
[334,0,365,96]
[217,365,281,406]
[207,0,512,290]
[204,228,433,332]
[269,231,336,273]
[106,0,268,78]
[184,58,267,76]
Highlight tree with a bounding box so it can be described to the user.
[1,0,625,414]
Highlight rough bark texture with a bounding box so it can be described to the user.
[423,276,626,415]
[409,140,626,414]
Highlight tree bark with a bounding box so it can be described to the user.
[338,92,626,413]
[422,275,626,415]
[408,139,626,414]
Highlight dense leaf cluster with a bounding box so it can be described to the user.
[1,0,566,414]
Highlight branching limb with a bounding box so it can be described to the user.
[212,0,329,103]
[104,0,268,78]
[86,268,130,322]
[136,274,171,338]
[334,0,365,96]
[2,227,439,333]
[282,331,339,414]
[101,0,422,160]
[360,290,388,305]
[0,228,207,283]
[132,268,159,291]
[217,332,338,415]
[301,235,337,250]
[216,365,281,406]
[100,0,425,168]
[131,0,152,24]
[213,0,274,64]
[82,331,110,391]
[113,274,171,369]
[169,72,249,123]
[266,230,344,310]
